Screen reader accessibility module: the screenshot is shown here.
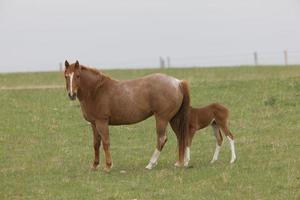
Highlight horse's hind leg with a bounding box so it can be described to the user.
[170,119,180,167]
[145,116,168,170]
[170,120,192,167]
[183,128,195,167]
[219,123,236,163]
[211,122,223,163]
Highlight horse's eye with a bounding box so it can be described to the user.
[76,74,80,79]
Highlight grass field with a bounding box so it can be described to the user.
[0,66,300,200]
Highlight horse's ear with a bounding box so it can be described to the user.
[75,60,80,69]
[65,60,69,68]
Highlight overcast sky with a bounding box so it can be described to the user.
[0,0,299,72]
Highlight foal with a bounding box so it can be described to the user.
[184,103,236,166]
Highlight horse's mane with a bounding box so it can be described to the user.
[80,65,112,80]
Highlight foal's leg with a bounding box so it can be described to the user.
[211,123,223,163]
[219,123,236,163]
[91,123,101,171]
[145,116,168,170]
[95,120,113,172]
[183,128,196,167]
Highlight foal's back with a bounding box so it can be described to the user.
[189,103,229,130]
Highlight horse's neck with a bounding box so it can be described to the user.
[78,69,115,101]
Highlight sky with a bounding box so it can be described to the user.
[0,0,300,72]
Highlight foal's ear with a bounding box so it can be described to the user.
[75,60,80,69]
[65,60,69,68]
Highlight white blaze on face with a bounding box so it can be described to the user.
[69,72,74,95]
[65,72,74,95]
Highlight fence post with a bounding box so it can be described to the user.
[166,56,171,68]
[284,50,288,66]
[159,57,165,69]
[254,52,258,66]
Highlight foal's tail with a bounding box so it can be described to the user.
[171,80,191,165]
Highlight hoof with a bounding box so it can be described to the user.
[91,164,99,171]
[145,162,157,170]
[103,166,112,173]
[145,164,152,170]
[230,157,236,164]
[184,160,190,167]
[103,167,111,173]
[210,159,217,164]
[103,162,113,172]
[174,161,184,167]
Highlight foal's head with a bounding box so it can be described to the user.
[64,60,82,100]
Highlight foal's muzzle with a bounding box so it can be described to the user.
[68,92,77,100]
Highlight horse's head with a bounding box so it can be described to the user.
[64,60,82,100]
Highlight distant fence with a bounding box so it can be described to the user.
[158,50,300,68]
[59,50,300,71]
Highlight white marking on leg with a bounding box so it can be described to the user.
[69,72,74,95]
[227,136,236,163]
[211,143,221,163]
[210,118,215,125]
[184,147,190,167]
[145,149,161,170]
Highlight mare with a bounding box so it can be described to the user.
[63,60,190,171]
[175,103,236,166]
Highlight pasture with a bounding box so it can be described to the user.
[0,66,299,199]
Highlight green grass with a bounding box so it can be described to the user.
[0,66,300,200]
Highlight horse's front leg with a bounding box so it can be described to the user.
[95,120,113,172]
[91,123,101,171]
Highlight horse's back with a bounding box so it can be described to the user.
[128,73,181,90]
[108,73,184,124]
[121,73,183,102]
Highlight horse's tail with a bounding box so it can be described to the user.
[172,80,191,165]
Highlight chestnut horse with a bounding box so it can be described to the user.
[63,60,190,171]
[176,103,236,166]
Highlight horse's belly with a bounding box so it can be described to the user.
[108,110,153,125]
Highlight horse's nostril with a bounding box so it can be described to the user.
[68,93,76,100]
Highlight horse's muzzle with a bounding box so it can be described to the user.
[68,92,77,100]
